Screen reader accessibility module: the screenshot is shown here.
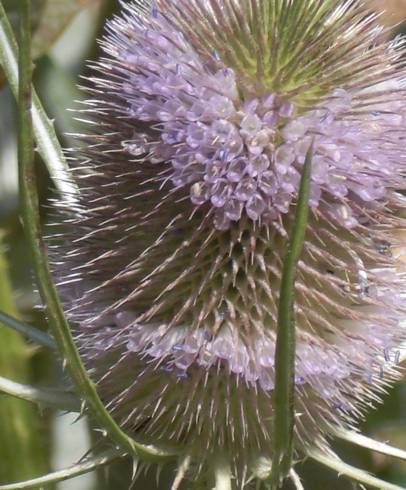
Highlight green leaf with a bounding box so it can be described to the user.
[0,448,126,490]
[271,142,313,488]
[0,310,56,349]
[0,374,80,412]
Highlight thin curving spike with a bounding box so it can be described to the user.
[334,428,406,461]
[0,449,126,490]
[171,454,192,490]
[309,450,406,490]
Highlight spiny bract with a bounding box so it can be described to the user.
[52,0,406,486]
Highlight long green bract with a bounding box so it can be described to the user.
[271,143,313,488]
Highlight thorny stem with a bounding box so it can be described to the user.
[16,0,174,464]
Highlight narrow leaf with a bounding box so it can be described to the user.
[0,448,126,490]
[0,374,79,412]
[0,310,56,349]
[309,450,406,490]
[0,1,78,198]
[271,143,313,488]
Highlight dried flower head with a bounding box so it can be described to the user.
[53,0,406,486]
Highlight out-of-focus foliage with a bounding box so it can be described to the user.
[0,0,101,86]
[0,240,49,483]
[31,0,100,59]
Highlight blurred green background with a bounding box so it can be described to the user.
[0,1,405,489]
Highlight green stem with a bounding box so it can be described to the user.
[16,0,174,464]
[0,1,77,197]
[271,143,313,488]
[0,7,50,473]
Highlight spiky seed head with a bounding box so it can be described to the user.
[52,0,406,485]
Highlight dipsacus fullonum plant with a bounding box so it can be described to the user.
[52,0,406,487]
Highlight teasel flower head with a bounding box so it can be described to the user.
[53,0,406,486]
